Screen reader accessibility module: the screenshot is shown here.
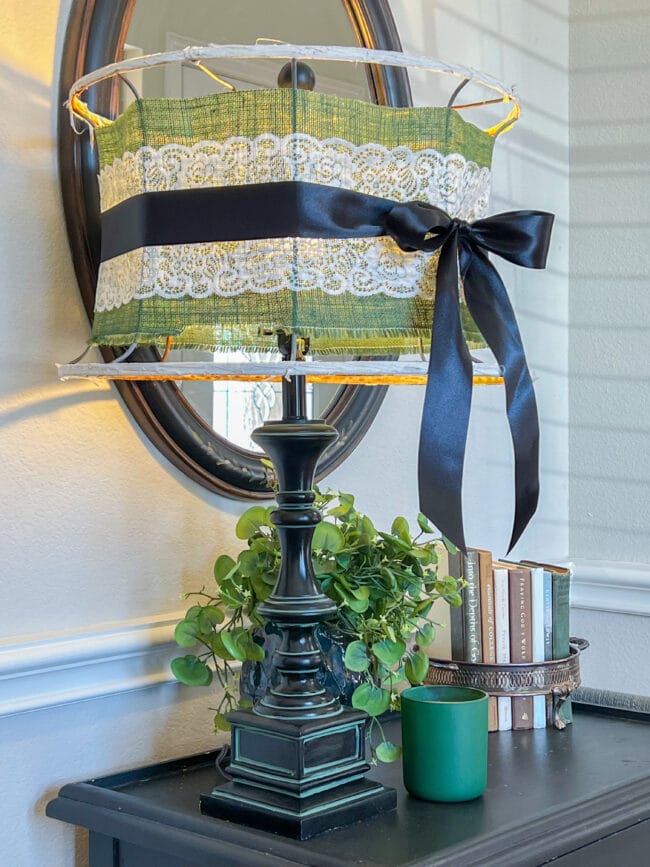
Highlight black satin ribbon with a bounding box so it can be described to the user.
[383,202,553,552]
[101,181,553,551]
[100,182,396,261]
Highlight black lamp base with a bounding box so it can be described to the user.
[202,360,397,839]
[200,709,397,839]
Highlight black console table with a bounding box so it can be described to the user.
[47,705,650,866]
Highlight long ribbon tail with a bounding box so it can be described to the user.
[462,246,539,552]
[418,235,474,551]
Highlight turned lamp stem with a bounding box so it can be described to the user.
[251,333,341,719]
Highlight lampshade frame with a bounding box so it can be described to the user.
[58,0,411,499]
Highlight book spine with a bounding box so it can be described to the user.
[552,569,572,724]
[552,571,571,659]
[530,567,546,729]
[477,550,498,731]
[543,569,554,725]
[509,566,533,730]
[543,570,553,660]
[448,550,465,661]
[462,551,482,663]
[493,566,512,731]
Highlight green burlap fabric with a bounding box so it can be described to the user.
[92,88,494,353]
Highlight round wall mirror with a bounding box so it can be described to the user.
[59,0,411,499]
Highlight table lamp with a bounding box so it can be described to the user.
[62,43,554,838]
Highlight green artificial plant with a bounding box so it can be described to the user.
[172,485,464,762]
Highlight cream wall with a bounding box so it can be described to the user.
[567,1,650,695]
[0,1,238,862]
[390,0,650,700]
[378,0,570,560]
[0,1,645,864]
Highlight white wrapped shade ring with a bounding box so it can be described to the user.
[68,43,520,136]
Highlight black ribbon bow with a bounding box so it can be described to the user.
[100,181,554,551]
[383,202,554,552]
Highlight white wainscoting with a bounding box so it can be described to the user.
[0,612,186,717]
[570,560,650,617]
[1,560,646,718]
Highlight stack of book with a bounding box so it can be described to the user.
[425,546,572,732]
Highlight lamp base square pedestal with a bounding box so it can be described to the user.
[200,708,397,839]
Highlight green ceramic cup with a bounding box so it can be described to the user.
[401,685,489,802]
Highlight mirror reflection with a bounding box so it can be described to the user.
[124,0,371,449]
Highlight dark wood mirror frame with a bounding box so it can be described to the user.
[58,0,411,499]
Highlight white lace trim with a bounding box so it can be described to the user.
[96,134,489,311]
[99,133,491,220]
[95,237,440,312]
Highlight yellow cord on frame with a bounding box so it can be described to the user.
[484,94,521,137]
[68,94,112,130]
[65,371,504,386]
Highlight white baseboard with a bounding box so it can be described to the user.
[570,559,650,616]
[0,612,187,717]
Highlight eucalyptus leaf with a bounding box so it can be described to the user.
[335,572,353,591]
[214,554,237,583]
[250,573,273,601]
[236,506,270,540]
[312,521,345,553]
[446,591,463,608]
[351,682,391,717]
[312,559,332,576]
[411,547,435,564]
[198,605,225,630]
[213,712,231,732]
[436,576,459,594]
[338,586,370,613]
[375,741,403,763]
[416,623,435,646]
[376,661,392,681]
[237,549,260,578]
[344,640,370,672]
[442,536,459,554]
[405,650,430,685]
[171,655,213,687]
[207,631,235,661]
[243,636,266,662]
[319,576,334,595]
[377,531,411,553]
[174,619,199,648]
[380,567,397,590]
[261,569,278,586]
[372,637,406,666]
[250,536,276,555]
[405,579,423,598]
[221,630,248,662]
[391,516,411,544]
[219,579,246,608]
[335,552,352,569]
[414,600,433,619]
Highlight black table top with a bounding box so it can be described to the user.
[47,705,650,866]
